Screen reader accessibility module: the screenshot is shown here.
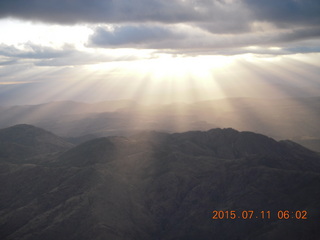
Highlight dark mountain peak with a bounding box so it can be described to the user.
[169,128,289,159]
[0,124,73,147]
[0,124,57,140]
[56,128,317,168]
[57,137,118,167]
[208,127,239,134]
[1,123,44,132]
[57,134,162,167]
[0,124,73,161]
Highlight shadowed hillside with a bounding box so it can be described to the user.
[1,125,320,239]
[0,124,73,162]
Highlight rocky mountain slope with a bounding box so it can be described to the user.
[0,124,73,162]
[1,125,320,239]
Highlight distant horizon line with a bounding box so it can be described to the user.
[2,95,320,108]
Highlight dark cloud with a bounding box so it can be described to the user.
[0,0,319,29]
[1,0,320,56]
[89,23,320,55]
[0,1,254,35]
[90,25,183,47]
[243,0,320,27]
[275,27,320,43]
[0,0,114,24]
[0,43,141,67]
[0,1,252,35]
[0,43,73,59]
[0,0,202,24]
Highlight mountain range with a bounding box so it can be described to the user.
[0,97,319,152]
[1,124,320,239]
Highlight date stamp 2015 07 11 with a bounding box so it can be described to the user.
[212,210,308,220]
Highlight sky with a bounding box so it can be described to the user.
[0,0,319,105]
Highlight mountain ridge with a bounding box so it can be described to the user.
[0,125,320,239]
[0,124,73,162]
[0,97,319,146]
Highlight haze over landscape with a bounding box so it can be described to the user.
[0,0,320,239]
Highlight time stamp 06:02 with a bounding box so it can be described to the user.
[212,210,308,220]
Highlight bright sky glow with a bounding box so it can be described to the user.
[0,0,319,105]
[0,18,92,48]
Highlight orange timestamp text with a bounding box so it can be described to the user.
[212,210,308,220]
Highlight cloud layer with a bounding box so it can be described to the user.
[0,0,320,102]
[0,0,242,25]
[1,0,319,27]
[0,0,319,54]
